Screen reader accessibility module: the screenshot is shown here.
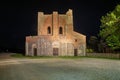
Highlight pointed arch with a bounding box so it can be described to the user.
[47,26,51,34]
[59,27,63,34]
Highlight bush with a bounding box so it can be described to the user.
[86,49,94,53]
[11,53,24,57]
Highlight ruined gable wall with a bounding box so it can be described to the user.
[38,12,52,35]
[58,15,66,36]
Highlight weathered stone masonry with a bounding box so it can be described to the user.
[26,9,86,56]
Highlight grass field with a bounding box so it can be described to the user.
[0,57,120,80]
[11,53,120,60]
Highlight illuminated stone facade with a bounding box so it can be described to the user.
[26,9,86,56]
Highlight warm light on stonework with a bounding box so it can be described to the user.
[25,9,86,56]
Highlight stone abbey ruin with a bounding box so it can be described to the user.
[25,9,86,56]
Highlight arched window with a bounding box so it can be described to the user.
[59,27,63,34]
[47,26,51,34]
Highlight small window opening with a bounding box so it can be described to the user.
[59,27,63,34]
[75,39,77,42]
[48,26,51,34]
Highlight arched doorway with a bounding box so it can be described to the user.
[32,44,37,56]
[33,48,37,56]
[53,48,58,56]
[52,41,59,56]
[74,49,78,56]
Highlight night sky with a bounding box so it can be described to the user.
[0,0,120,53]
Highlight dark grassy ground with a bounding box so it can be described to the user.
[11,53,120,60]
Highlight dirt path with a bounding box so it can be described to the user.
[0,53,120,80]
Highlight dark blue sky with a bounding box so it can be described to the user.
[0,0,119,53]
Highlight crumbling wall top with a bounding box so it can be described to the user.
[66,9,73,16]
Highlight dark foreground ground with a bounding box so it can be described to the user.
[0,53,120,80]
